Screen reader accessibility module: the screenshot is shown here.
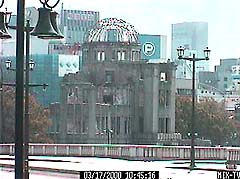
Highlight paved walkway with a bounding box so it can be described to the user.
[0,155,234,179]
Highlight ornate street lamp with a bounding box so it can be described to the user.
[5,59,11,70]
[5,59,35,71]
[176,45,185,58]
[177,46,211,170]
[0,0,63,178]
[29,59,35,71]
[203,47,211,60]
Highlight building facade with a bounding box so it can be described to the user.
[171,22,209,79]
[55,18,177,144]
[2,6,99,56]
[2,54,80,106]
[197,58,240,112]
[139,34,167,62]
[59,7,100,44]
[215,58,240,93]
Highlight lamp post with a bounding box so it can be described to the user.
[15,1,25,178]
[177,46,210,170]
[103,84,113,144]
[106,104,112,144]
[0,0,63,178]
[6,36,51,179]
[24,19,31,179]
[1,57,36,146]
[5,57,48,179]
[0,59,3,143]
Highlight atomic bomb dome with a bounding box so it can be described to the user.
[59,19,177,145]
[86,18,139,43]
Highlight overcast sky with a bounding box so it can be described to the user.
[4,0,240,70]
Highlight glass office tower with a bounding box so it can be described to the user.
[171,22,208,79]
[60,8,100,44]
[3,54,80,106]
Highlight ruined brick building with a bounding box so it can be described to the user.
[56,18,177,144]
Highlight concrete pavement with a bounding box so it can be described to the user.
[0,155,233,179]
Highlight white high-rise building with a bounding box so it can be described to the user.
[171,22,208,79]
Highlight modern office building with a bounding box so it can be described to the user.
[48,7,100,56]
[0,6,97,107]
[197,58,240,111]
[139,34,167,62]
[2,6,99,56]
[2,54,80,106]
[215,58,240,93]
[176,78,195,96]
[59,5,100,44]
[171,22,209,79]
[53,18,177,144]
[199,71,218,90]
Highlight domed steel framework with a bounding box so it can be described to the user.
[87,18,139,43]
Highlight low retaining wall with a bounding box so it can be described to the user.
[0,144,239,161]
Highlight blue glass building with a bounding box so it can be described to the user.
[2,54,80,106]
[171,22,209,79]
